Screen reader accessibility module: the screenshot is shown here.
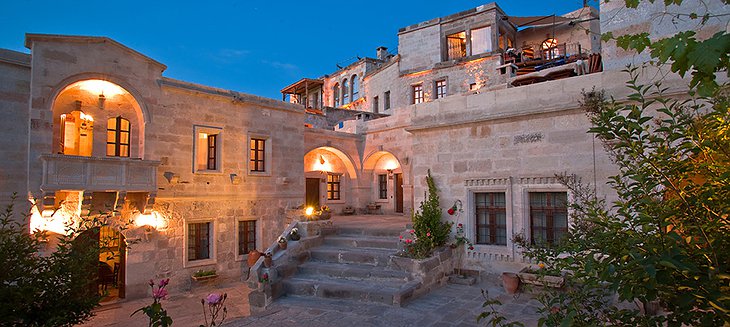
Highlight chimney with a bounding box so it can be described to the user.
[376,46,389,60]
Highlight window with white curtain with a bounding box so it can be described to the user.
[471,26,492,55]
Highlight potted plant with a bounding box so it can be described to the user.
[191,269,217,281]
[247,249,262,267]
[263,252,273,268]
[278,236,287,250]
[318,205,331,220]
[289,227,301,241]
[501,272,520,294]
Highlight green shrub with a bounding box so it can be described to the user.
[408,170,452,258]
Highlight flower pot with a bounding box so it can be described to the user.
[319,212,331,220]
[517,267,565,288]
[501,272,520,294]
[278,242,287,250]
[263,255,273,268]
[290,233,301,241]
[247,250,262,267]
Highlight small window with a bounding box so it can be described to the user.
[412,84,424,104]
[378,174,388,199]
[188,222,211,261]
[249,138,266,172]
[475,193,507,245]
[195,126,222,172]
[106,116,130,157]
[327,173,341,200]
[333,83,340,107]
[373,96,379,113]
[541,38,560,60]
[238,220,256,256]
[446,31,467,60]
[529,192,568,245]
[384,91,391,110]
[471,26,492,55]
[435,80,447,99]
[469,83,478,91]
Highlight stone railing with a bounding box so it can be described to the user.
[40,154,159,192]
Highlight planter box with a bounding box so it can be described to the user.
[517,267,564,288]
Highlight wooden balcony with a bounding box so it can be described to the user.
[40,154,160,192]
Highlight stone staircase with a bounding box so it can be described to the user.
[282,225,421,306]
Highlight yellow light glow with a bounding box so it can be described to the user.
[29,205,70,235]
[135,212,166,230]
[79,112,94,122]
[74,80,126,98]
[384,160,399,171]
[312,155,332,173]
[305,207,314,216]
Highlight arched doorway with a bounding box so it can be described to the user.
[304,147,358,214]
[363,151,404,214]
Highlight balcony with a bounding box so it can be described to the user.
[40,154,160,192]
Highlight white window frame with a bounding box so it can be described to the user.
[247,133,272,176]
[183,219,216,268]
[193,125,223,174]
[466,185,513,255]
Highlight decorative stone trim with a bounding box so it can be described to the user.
[466,250,514,262]
[516,176,559,185]
[464,178,510,186]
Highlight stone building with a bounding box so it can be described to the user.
[0,0,725,301]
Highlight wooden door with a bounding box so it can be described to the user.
[306,178,320,208]
[395,173,404,213]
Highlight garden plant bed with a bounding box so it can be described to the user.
[517,267,564,288]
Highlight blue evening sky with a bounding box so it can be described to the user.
[0,1,593,99]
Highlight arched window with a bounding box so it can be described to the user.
[342,79,349,105]
[333,83,340,107]
[351,75,359,100]
[541,38,559,60]
[107,116,130,157]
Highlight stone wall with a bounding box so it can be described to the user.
[0,50,30,212]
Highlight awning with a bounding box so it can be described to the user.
[504,15,571,28]
[280,78,324,95]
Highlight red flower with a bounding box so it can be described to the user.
[447,207,455,215]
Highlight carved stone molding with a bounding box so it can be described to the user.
[464,177,510,187]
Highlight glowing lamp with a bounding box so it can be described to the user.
[384,160,399,178]
[76,80,125,98]
[305,207,314,216]
[135,212,166,231]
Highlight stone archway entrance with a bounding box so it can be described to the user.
[363,151,406,215]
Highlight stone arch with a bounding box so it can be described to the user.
[49,74,149,158]
[304,146,358,180]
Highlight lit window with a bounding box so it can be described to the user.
[188,222,211,261]
[541,38,560,60]
[106,117,130,157]
[194,126,222,172]
[384,91,391,110]
[475,193,507,245]
[249,138,265,172]
[471,26,492,55]
[529,192,568,245]
[412,84,424,104]
[238,220,256,256]
[435,80,447,99]
[378,174,388,199]
[60,110,94,156]
[446,31,467,60]
[327,173,341,200]
[469,83,478,91]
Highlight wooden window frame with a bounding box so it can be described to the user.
[378,174,388,199]
[106,116,130,157]
[237,220,256,256]
[187,222,211,261]
[475,192,507,245]
[384,91,391,110]
[207,134,217,170]
[412,84,424,104]
[249,138,266,172]
[435,79,447,99]
[327,173,341,200]
[529,192,568,245]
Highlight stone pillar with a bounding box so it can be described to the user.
[40,191,56,218]
[80,191,93,217]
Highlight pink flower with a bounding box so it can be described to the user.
[405,239,413,244]
[152,288,168,300]
[148,279,155,287]
[399,235,403,239]
[205,293,223,305]
[410,229,415,234]
[159,278,169,287]
[426,232,431,237]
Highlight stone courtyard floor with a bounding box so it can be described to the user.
[82,215,542,326]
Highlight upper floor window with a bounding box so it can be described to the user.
[333,83,340,107]
[106,116,130,157]
[384,91,391,110]
[351,75,359,100]
[435,80,447,99]
[475,192,507,245]
[529,192,568,245]
[446,31,467,60]
[249,138,266,172]
[412,84,424,104]
[471,26,492,55]
[342,79,349,105]
[60,110,94,156]
[373,96,379,113]
[327,173,341,200]
[378,174,388,199]
[194,126,223,173]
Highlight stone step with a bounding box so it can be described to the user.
[336,226,403,238]
[309,246,395,267]
[323,235,399,250]
[297,261,410,282]
[283,275,420,306]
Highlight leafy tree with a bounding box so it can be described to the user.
[407,170,453,258]
[0,196,105,326]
